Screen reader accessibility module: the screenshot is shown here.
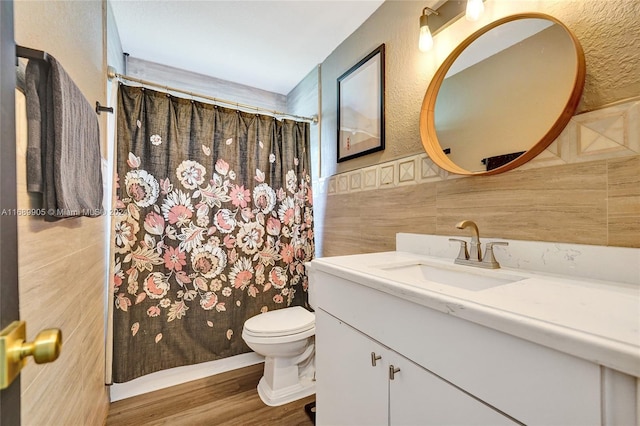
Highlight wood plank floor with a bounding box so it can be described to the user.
[106,363,315,426]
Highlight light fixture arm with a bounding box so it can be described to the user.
[420,6,440,27]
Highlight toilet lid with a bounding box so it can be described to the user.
[244,306,315,337]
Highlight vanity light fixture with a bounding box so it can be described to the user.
[465,0,484,21]
[419,0,486,52]
[419,7,439,52]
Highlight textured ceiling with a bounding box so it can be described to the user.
[110,0,385,95]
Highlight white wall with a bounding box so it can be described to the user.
[124,56,288,113]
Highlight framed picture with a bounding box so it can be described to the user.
[337,44,385,162]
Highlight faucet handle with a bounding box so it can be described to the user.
[486,241,509,249]
[449,238,469,261]
[482,241,509,269]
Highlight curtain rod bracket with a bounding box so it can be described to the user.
[107,66,117,81]
[96,102,114,115]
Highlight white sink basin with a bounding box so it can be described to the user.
[377,261,526,291]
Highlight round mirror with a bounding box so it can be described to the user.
[420,13,586,175]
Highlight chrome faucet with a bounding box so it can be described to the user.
[449,220,508,269]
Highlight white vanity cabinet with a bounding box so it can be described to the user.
[316,309,518,426]
[309,264,633,426]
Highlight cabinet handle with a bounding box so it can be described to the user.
[389,365,400,380]
[371,352,382,367]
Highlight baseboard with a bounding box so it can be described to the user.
[109,352,264,402]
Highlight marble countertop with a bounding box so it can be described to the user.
[310,249,640,377]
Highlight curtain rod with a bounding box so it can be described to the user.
[107,66,318,124]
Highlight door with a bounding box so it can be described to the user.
[315,309,388,426]
[389,353,520,426]
[0,0,21,424]
[1,3,63,424]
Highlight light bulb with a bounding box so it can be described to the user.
[419,25,434,52]
[466,0,484,21]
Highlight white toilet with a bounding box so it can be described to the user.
[242,306,316,406]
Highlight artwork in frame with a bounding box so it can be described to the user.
[337,44,385,162]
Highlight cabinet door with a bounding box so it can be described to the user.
[389,353,519,426]
[316,309,388,426]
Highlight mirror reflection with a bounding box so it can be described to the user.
[421,14,585,175]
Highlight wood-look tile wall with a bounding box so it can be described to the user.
[322,156,640,257]
[15,0,110,424]
[607,156,640,247]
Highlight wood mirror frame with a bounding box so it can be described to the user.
[420,13,586,175]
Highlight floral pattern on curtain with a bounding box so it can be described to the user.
[112,84,314,382]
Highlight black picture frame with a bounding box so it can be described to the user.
[337,44,385,163]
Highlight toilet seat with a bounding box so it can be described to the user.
[243,306,315,338]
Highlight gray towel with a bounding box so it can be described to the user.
[25,59,47,193]
[25,55,103,220]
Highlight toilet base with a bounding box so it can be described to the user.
[256,374,315,407]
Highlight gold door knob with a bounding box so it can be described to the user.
[1,321,63,389]
[18,328,62,364]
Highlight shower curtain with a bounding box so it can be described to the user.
[111,84,314,382]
